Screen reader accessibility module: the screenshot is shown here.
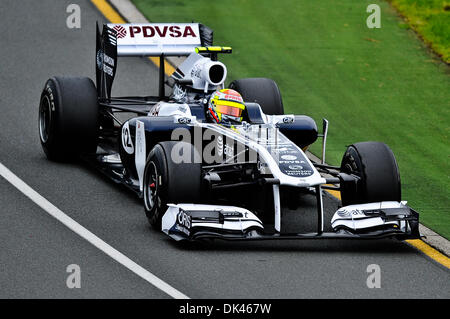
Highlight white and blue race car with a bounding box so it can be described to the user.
[38,22,420,241]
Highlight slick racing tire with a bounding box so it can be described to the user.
[38,77,99,161]
[143,141,202,229]
[229,78,284,115]
[340,141,401,206]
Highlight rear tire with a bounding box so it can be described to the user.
[340,141,401,206]
[38,77,99,161]
[229,78,284,115]
[143,141,202,229]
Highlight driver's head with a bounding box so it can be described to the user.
[208,89,245,125]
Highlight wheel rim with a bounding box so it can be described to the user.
[144,161,158,212]
[39,95,51,143]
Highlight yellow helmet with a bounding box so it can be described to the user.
[208,89,245,125]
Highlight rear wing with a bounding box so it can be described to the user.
[95,22,213,99]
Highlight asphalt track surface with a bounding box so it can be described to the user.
[0,0,449,298]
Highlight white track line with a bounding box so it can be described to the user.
[0,162,189,299]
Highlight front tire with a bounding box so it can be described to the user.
[143,141,202,229]
[340,141,401,206]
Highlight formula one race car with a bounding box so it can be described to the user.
[38,22,420,241]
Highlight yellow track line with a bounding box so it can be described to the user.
[324,184,341,200]
[90,0,176,75]
[92,0,449,269]
[405,239,450,268]
[91,0,124,23]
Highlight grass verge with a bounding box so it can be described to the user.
[388,0,450,63]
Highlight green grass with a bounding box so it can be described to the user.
[388,0,450,63]
[132,0,450,239]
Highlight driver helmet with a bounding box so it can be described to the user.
[207,89,245,125]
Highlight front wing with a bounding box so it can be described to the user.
[161,202,420,241]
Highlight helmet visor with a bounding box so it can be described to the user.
[215,101,244,117]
